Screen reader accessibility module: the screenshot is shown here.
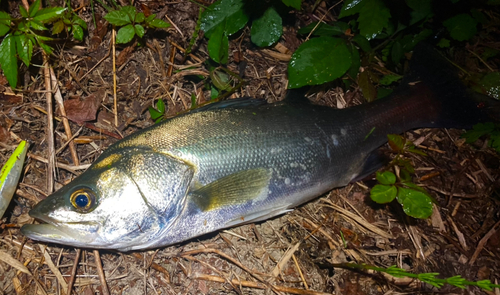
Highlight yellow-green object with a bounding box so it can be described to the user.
[0,141,28,218]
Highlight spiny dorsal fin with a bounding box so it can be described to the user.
[190,168,272,211]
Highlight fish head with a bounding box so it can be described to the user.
[22,148,195,251]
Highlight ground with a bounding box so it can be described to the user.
[0,1,499,295]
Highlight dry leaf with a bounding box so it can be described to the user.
[0,250,31,275]
[64,94,100,123]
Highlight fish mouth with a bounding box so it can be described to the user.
[21,211,99,247]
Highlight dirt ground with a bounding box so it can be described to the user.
[1,0,499,294]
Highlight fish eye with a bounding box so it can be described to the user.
[70,188,96,212]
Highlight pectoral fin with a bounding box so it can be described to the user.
[190,168,272,211]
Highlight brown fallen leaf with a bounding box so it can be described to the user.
[63,94,100,123]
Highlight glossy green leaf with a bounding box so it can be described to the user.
[135,12,145,23]
[38,41,52,54]
[443,14,477,41]
[477,72,500,99]
[157,99,165,113]
[148,107,163,120]
[72,15,87,30]
[14,34,32,67]
[462,122,497,143]
[251,7,282,47]
[298,22,345,37]
[134,24,145,38]
[211,86,219,99]
[207,23,228,64]
[370,184,397,204]
[352,34,371,52]
[348,44,360,78]
[121,6,136,22]
[281,0,301,10]
[28,0,41,17]
[379,74,402,86]
[339,0,367,18]
[116,24,135,44]
[358,0,390,40]
[148,18,170,28]
[104,9,131,26]
[30,19,47,30]
[34,7,66,22]
[376,171,396,185]
[200,0,249,38]
[52,19,65,35]
[19,6,29,18]
[0,35,18,87]
[0,11,11,26]
[288,37,351,88]
[0,24,9,37]
[396,186,433,219]
[72,24,84,41]
[387,134,405,151]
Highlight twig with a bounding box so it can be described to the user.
[39,245,69,293]
[469,219,500,265]
[66,249,81,295]
[292,254,309,290]
[93,250,110,295]
[42,56,56,194]
[131,252,170,283]
[112,27,118,127]
[28,153,91,173]
[49,67,79,166]
[193,274,332,295]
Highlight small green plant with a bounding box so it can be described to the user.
[336,263,500,291]
[370,134,434,219]
[148,98,166,123]
[462,122,500,153]
[0,0,86,88]
[103,6,170,44]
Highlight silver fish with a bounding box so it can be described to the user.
[21,45,494,251]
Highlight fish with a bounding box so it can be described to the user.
[1,141,28,218]
[21,44,497,251]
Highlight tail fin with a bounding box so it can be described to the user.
[404,43,498,128]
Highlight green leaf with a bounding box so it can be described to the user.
[148,18,170,28]
[0,35,18,87]
[38,41,52,54]
[72,24,84,41]
[391,41,403,64]
[281,0,301,10]
[30,19,47,30]
[443,14,477,41]
[352,34,371,52]
[148,107,163,120]
[298,22,345,37]
[288,37,351,88]
[370,184,397,204]
[490,134,500,152]
[358,70,376,102]
[376,171,396,185]
[339,0,367,18]
[121,6,136,22]
[396,186,433,219]
[0,11,12,26]
[145,14,156,24]
[104,10,131,26]
[134,24,145,38]
[377,87,392,99]
[19,6,29,18]
[437,38,450,48]
[251,7,282,47]
[135,12,145,23]
[207,23,229,64]
[200,0,249,38]
[462,122,496,143]
[14,34,32,66]
[211,69,232,90]
[72,15,87,30]
[28,0,41,17]
[358,0,391,40]
[348,44,360,78]
[379,74,402,86]
[52,19,65,35]
[477,72,500,99]
[0,24,9,37]
[405,0,432,25]
[387,134,405,151]
[211,86,219,99]
[34,7,66,22]
[116,24,135,44]
[156,99,165,114]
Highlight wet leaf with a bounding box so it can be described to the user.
[156,98,165,113]
[251,7,282,47]
[116,24,135,44]
[148,18,170,28]
[352,34,371,52]
[64,95,100,123]
[14,34,32,67]
[200,0,249,38]
[207,23,228,64]
[135,12,145,23]
[358,0,390,40]
[387,134,405,151]
[370,184,397,204]
[443,13,477,41]
[33,7,66,23]
[339,0,367,18]
[0,35,17,88]
[28,0,41,17]
[358,70,376,102]
[478,72,500,99]
[288,37,351,88]
[376,171,396,185]
[396,186,433,219]
[134,24,145,38]
[72,24,84,41]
